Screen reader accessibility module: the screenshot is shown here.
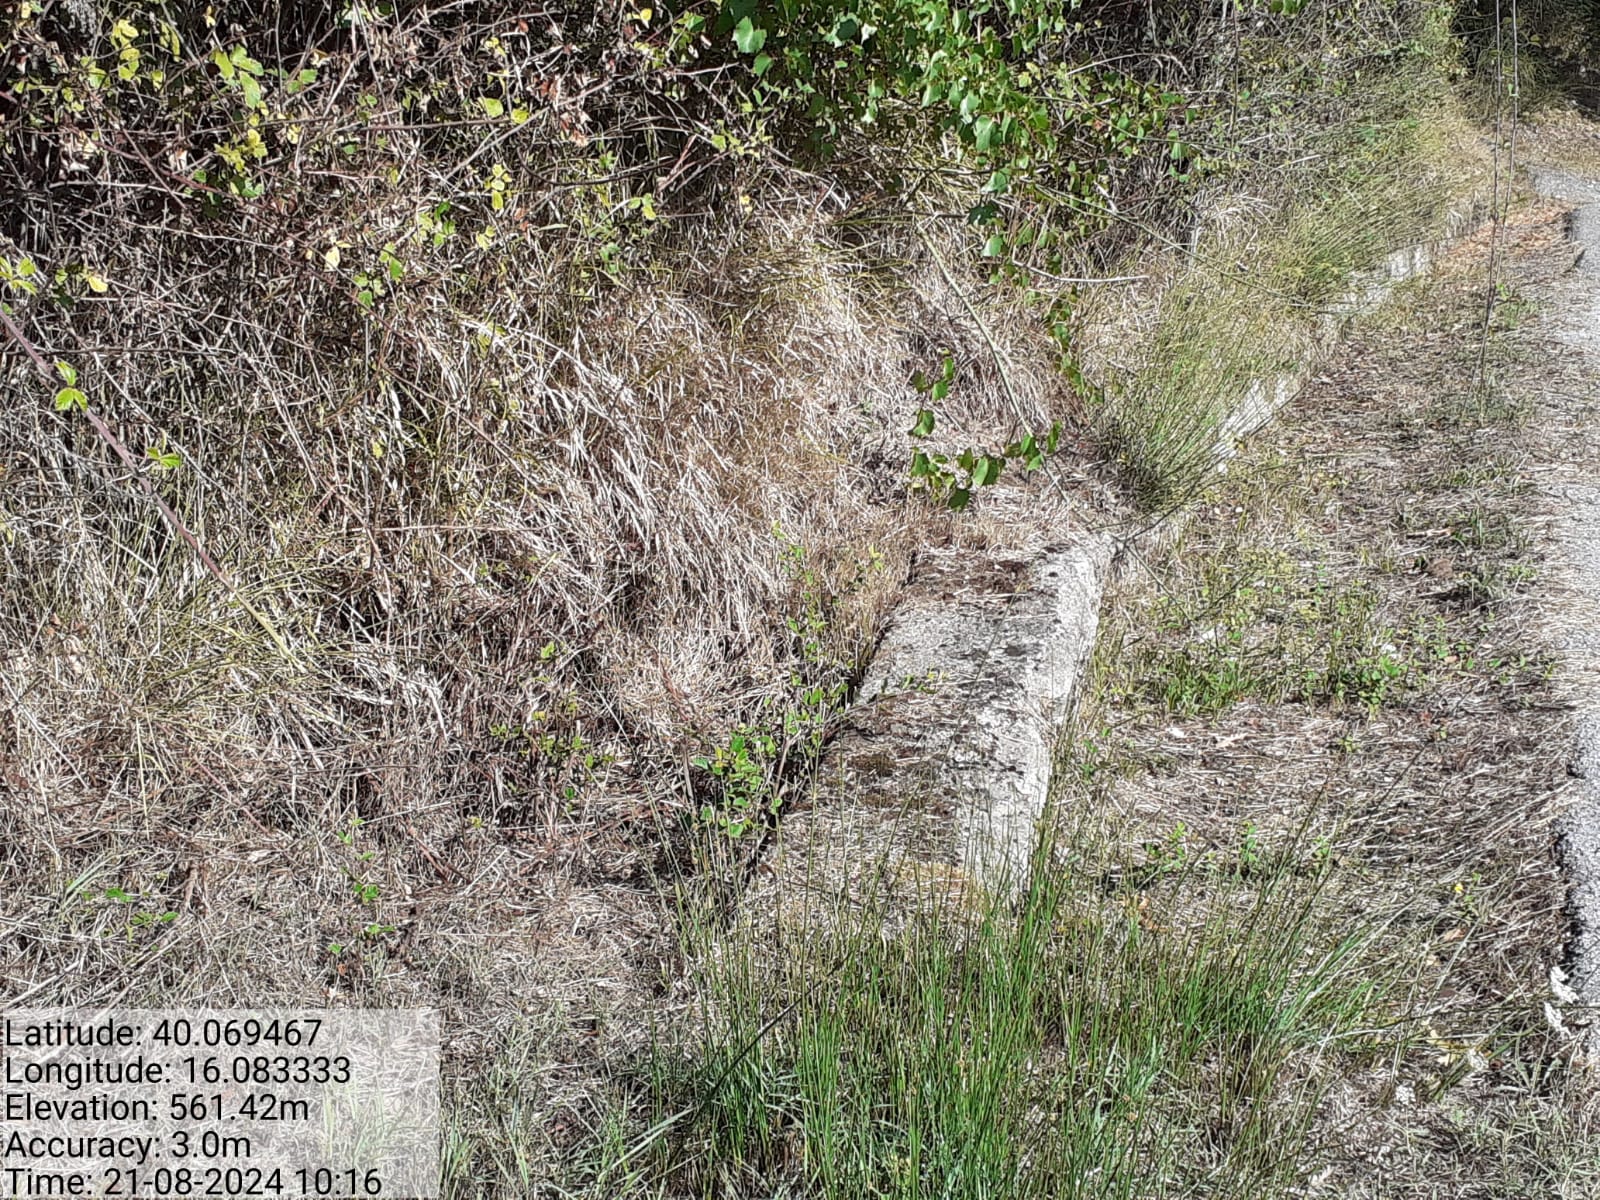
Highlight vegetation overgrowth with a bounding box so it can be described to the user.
[640,815,1394,1199]
[2,1,1592,1196]
[1457,0,1600,111]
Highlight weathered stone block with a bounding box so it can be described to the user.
[753,536,1110,921]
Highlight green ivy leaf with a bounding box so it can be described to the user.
[479,96,504,118]
[1019,434,1043,470]
[732,17,766,54]
[910,408,935,437]
[230,46,264,76]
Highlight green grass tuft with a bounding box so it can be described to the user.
[628,814,1396,1200]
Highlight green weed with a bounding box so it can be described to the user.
[1123,546,1412,717]
[694,531,852,839]
[635,815,1392,1199]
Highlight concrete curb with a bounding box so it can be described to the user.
[760,203,1481,916]
[756,535,1111,910]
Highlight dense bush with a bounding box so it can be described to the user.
[0,3,1471,789]
[0,0,1468,844]
[1455,0,1600,110]
[685,0,1189,202]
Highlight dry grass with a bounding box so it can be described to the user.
[0,46,1099,1199]
[0,214,1093,1177]
[3,5,1576,1196]
[1071,189,1600,1196]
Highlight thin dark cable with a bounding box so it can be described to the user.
[1474,0,1516,396]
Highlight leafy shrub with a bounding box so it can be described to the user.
[649,0,1208,263]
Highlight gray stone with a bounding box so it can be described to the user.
[755,536,1110,917]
